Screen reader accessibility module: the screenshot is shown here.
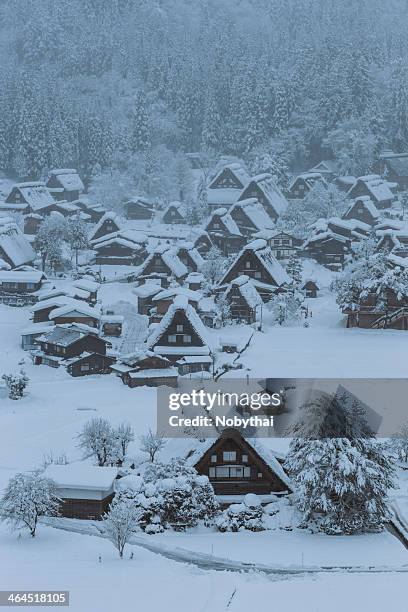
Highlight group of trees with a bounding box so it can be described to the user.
[36,212,89,272]
[1,1,408,185]
[77,418,134,466]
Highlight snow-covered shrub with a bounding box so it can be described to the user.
[0,472,60,537]
[117,461,219,532]
[215,494,265,532]
[2,371,29,400]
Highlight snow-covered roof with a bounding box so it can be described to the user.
[223,239,290,287]
[43,464,118,490]
[208,162,250,190]
[231,198,275,231]
[152,287,202,302]
[132,283,163,298]
[146,296,212,351]
[0,270,45,283]
[31,296,69,312]
[0,220,35,268]
[345,196,380,220]
[37,326,85,347]
[162,201,188,219]
[139,245,189,279]
[49,301,101,320]
[224,275,263,309]
[289,172,327,191]
[127,367,178,379]
[20,322,54,336]
[245,174,288,216]
[48,169,84,193]
[9,182,55,211]
[309,160,338,174]
[89,211,123,240]
[73,278,100,293]
[206,187,241,206]
[349,175,395,203]
[207,209,242,236]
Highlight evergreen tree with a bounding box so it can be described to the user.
[129,90,151,153]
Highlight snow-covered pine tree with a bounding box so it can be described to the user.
[286,253,303,288]
[0,472,60,537]
[129,90,151,153]
[284,389,395,535]
[66,214,89,268]
[2,371,29,400]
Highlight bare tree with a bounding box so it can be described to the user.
[139,429,166,462]
[77,418,118,466]
[102,497,140,558]
[115,422,134,461]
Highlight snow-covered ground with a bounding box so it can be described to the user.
[0,524,406,612]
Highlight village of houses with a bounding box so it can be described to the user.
[0,155,408,605]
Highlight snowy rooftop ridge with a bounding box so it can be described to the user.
[43,464,118,490]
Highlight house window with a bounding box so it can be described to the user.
[245,261,251,269]
[212,466,251,478]
[168,335,177,343]
[211,454,217,463]
[209,467,216,477]
[223,451,236,461]
[213,223,220,229]
[283,239,290,245]
[176,324,184,332]
[171,210,176,216]
[183,335,192,343]
[258,472,262,478]
[242,454,248,463]
[80,363,90,372]
[273,239,281,246]
[254,271,261,279]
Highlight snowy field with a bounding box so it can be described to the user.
[0,524,406,612]
[1,274,408,612]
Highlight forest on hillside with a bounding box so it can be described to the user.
[1,0,408,202]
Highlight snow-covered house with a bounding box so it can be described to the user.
[376,150,408,190]
[46,169,84,202]
[49,301,101,328]
[133,282,163,315]
[255,230,303,261]
[124,196,155,220]
[100,314,124,337]
[206,162,250,209]
[302,279,319,298]
[205,208,245,255]
[303,221,352,270]
[4,182,55,214]
[342,196,380,227]
[221,275,263,324]
[0,269,46,295]
[347,175,397,209]
[112,351,178,388]
[376,228,408,254]
[92,230,146,266]
[89,211,122,243]
[151,287,202,318]
[23,213,42,235]
[137,244,190,285]
[146,296,212,362]
[162,201,188,224]
[288,172,327,199]
[219,239,290,292]
[190,428,291,498]
[309,160,339,182]
[237,174,288,222]
[34,325,108,370]
[0,218,36,269]
[72,278,100,305]
[185,272,204,291]
[229,198,275,237]
[43,464,118,519]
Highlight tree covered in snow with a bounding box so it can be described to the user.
[139,429,166,463]
[284,389,395,535]
[331,250,408,313]
[286,253,303,288]
[66,214,89,268]
[215,293,232,327]
[216,494,265,532]
[101,496,140,558]
[2,370,29,400]
[129,91,151,153]
[267,291,303,327]
[77,418,118,467]
[36,212,67,272]
[115,422,134,462]
[118,459,218,532]
[201,246,228,288]
[0,472,60,537]
[390,422,408,463]
[248,146,290,191]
